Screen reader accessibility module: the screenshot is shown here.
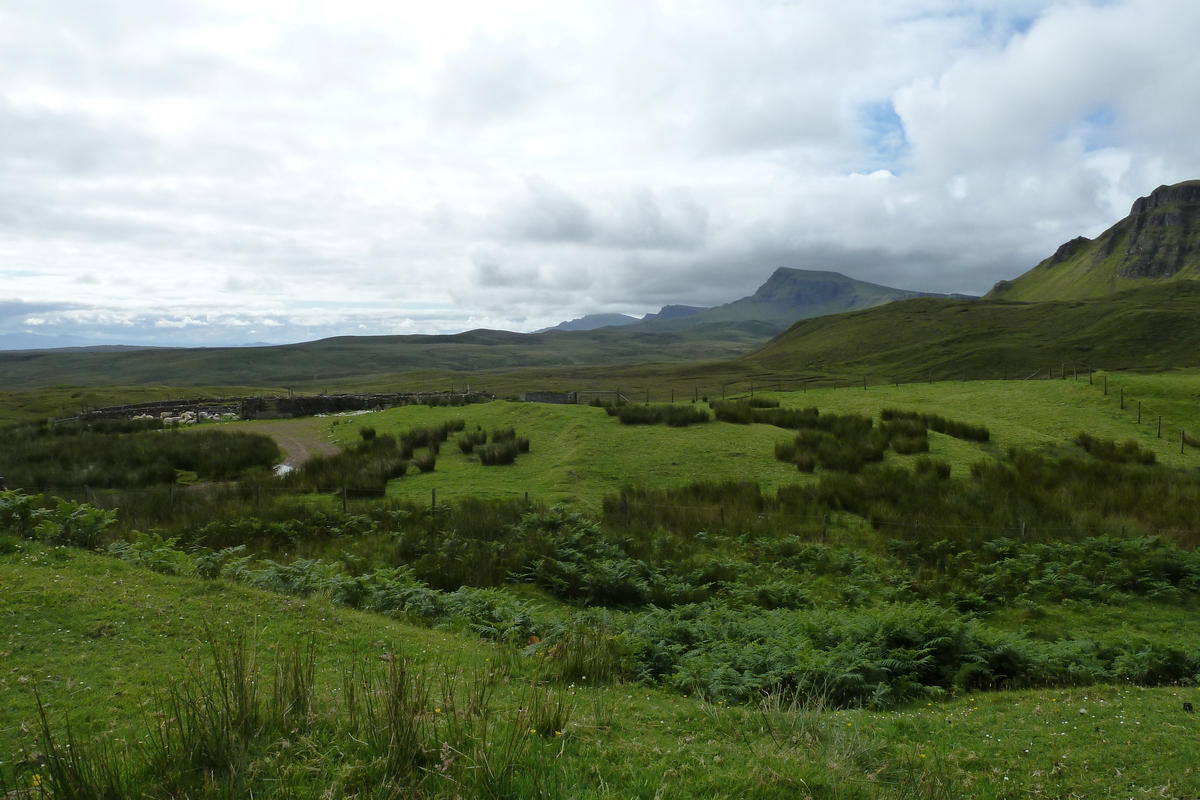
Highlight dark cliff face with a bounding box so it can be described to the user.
[1118,181,1200,279]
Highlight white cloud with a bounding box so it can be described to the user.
[0,0,1198,345]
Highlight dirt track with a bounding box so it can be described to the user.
[248,418,342,467]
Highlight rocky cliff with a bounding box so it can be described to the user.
[989,179,1200,301]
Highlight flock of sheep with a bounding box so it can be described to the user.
[130,410,238,426]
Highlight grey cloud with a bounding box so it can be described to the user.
[0,299,80,327]
[492,176,595,243]
[598,189,710,250]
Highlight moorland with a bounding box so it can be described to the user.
[6,186,1200,797]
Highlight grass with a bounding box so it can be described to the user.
[208,375,1200,509]
[10,373,1200,796]
[306,401,803,509]
[5,542,1200,799]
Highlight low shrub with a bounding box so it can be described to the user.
[881,409,990,442]
[1075,432,1156,465]
[477,442,518,466]
[609,404,709,427]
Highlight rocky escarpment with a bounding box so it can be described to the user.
[1118,181,1200,278]
[987,179,1200,301]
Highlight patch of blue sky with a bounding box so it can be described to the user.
[1056,106,1116,152]
[856,100,910,175]
[893,3,1049,47]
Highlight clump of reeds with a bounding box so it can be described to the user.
[1074,432,1156,464]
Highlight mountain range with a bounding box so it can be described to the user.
[542,268,974,333]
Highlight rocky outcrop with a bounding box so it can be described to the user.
[1118,181,1200,279]
[987,179,1200,301]
[1046,236,1092,266]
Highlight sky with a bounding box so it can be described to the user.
[2,0,1200,348]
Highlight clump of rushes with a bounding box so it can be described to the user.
[458,430,487,454]
[400,420,466,450]
[1075,432,1156,465]
[608,404,709,426]
[413,450,437,473]
[478,442,518,466]
[710,401,818,428]
[880,409,990,442]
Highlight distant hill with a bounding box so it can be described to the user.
[0,332,170,352]
[538,313,640,332]
[630,267,973,333]
[0,320,778,391]
[539,268,971,335]
[538,305,708,332]
[746,280,1200,379]
[989,180,1200,301]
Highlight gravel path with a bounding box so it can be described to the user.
[248,418,342,467]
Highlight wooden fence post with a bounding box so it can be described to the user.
[431,488,436,515]
[1103,375,1107,395]
[720,506,725,528]
[821,514,828,542]
[1137,400,1141,424]
[1158,415,1162,438]
[863,376,867,390]
[1183,431,1187,455]
[342,487,347,513]
[622,497,629,527]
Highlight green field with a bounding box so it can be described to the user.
[6,373,1200,797]
[226,374,1200,509]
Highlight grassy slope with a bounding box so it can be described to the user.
[4,544,1199,799]
[747,281,1200,380]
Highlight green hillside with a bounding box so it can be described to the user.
[989,179,1200,301]
[748,280,1200,379]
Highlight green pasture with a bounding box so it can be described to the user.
[223,374,1200,509]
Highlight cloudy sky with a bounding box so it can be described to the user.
[2,0,1199,347]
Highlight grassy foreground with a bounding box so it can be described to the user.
[7,374,1200,797]
[3,542,1198,799]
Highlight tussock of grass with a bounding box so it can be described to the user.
[1075,431,1156,464]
